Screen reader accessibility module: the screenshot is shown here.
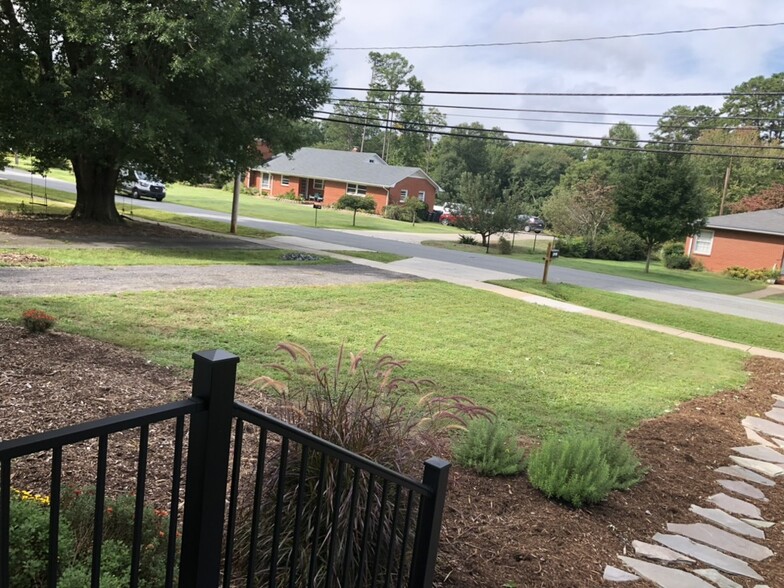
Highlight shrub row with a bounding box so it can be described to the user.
[556,229,646,261]
[723,266,780,282]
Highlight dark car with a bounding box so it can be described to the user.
[517,215,545,233]
[117,170,166,201]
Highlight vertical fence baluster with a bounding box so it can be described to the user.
[307,453,328,588]
[370,480,390,584]
[223,420,245,588]
[48,447,62,588]
[408,458,450,588]
[166,416,185,588]
[246,430,268,588]
[340,466,362,587]
[383,485,403,588]
[91,434,109,588]
[356,474,377,588]
[269,437,290,588]
[0,458,10,588]
[288,446,310,588]
[395,490,415,588]
[324,461,345,588]
[130,425,149,588]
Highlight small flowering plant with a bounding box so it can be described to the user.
[21,309,56,333]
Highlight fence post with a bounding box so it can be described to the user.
[408,457,451,588]
[178,349,240,588]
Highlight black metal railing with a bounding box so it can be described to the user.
[0,349,450,588]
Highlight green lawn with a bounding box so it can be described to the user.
[764,294,784,305]
[4,165,460,234]
[0,247,334,267]
[0,281,747,437]
[492,279,784,353]
[328,250,409,263]
[425,240,766,296]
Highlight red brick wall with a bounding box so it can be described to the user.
[388,177,437,211]
[687,229,784,273]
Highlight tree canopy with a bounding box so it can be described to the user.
[1,0,336,222]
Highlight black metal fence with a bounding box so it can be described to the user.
[0,350,449,588]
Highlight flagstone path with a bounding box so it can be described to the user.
[603,392,782,587]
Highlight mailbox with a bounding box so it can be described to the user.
[550,249,559,259]
[313,204,322,209]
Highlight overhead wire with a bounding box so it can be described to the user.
[331,22,784,51]
[332,86,784,98]
[308,115,784,161]
[313,110,783,151]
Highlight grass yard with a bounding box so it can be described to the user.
[4,166,459,234]
[764,293,784,305]
[0,280,747,437]
[0,247,334,267]
[328,250,409,263]
[424,239,766,296]
[492,280,784,353]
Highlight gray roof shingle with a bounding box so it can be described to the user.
[706,208,784,236]
[257,148,439,190]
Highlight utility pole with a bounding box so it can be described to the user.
[230,170,241,234]
[719,158,733,216]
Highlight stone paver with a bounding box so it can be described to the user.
[632,540,695,564]
[745,428,777,448]
[617,556,714,587]
[693,569,742,588]
[708,493,763,519]
[717,479,768,502]
[714,466,775,487]
[652,534,764,580]
[688,505,765,540]
[603,565,640,582]
[742,416,784,439]
[732,445,784,464]
[765,408,784,424]
[773,437,784,448]
[742,518,775,529]
[729,456,784,478]
[665,523,773,561]
[774,399,784,408]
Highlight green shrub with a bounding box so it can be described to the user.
[556,236,589,258]
[592,228,646,261]
[526,431,645,507]
[21,308,56,333]
[497,236,513,255]
[453,418,525,476]
[664,254,692,270]
[661,241,684,258]
[723,266,778,281]
[383,204,405,220]
[458,234,478,246]
[276,189,298,201]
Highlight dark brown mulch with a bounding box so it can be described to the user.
[1,323,782,587]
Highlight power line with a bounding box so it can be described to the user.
[309,116,784,161]
[327,98,784,122]
[333,86,784,98]
[332,22,784,51]
[314,110,782,151]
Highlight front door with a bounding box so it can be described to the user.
[298,178,307,198]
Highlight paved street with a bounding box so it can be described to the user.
[3,168,784,325]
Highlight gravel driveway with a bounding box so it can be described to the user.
[0,263,414,296]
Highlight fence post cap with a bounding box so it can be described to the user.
[192,349,240,364]
[423,456,450,470]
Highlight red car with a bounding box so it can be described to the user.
[439,212,462,226]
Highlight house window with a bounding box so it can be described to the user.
[418,190,426,202]
[400,189,408,202]
[693,230,714,255]
[313,179,324,190]
[281,175,290,187]
[346,183,367,196]
[261,173,271,189]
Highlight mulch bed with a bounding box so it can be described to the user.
[0,214,782,586]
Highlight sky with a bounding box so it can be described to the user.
[324,0,784,145]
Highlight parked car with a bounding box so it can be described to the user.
[439,212,463,226]
[516,215,545,233]
[118,170,166,201]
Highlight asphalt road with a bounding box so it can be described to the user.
[3,168,784,325]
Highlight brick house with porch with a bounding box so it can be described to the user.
[245,147,440,214]
[685,208,784,281]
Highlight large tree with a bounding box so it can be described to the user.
[651,105,719,149]
[0,0,336,222]
[614,154,706,272]
[453,172,518,250]
[722,73,784,142]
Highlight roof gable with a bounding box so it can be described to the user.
[705,208,784,237]
[258,148,440,191]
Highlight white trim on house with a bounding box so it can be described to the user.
[261,173,271,189]
[400,189,408,202]
[281,175,290,187]
[313,179,325,190]
[346,183,367,196]
[417,190,426,202]
[693,230,714,256]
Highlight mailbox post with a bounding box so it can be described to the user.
[313,204,322,226]
[542,241,559,285]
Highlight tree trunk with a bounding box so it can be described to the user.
[352,209,357,226]
[645,243,653,273]
[230,171,241,234]
[70,155,122,223]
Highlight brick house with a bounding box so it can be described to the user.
[685,208,784,280]
[245,148,440,214]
